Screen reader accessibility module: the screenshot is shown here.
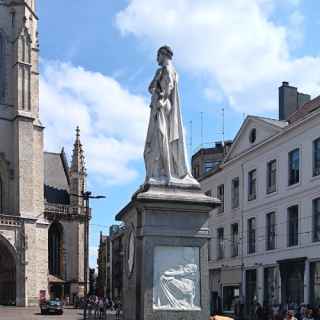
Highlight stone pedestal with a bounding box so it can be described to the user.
[116,184,220,320]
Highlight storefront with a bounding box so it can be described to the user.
[264,267,279,305]
[245,269,257,319]
[223,286,240,313]
[278,258,305,307]
[310,261,320,307]
[221,269,241,314]
[209,269,221,315]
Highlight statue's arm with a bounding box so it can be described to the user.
[161,67,174,99]
[163,266,185,276]
[148,68,162,95]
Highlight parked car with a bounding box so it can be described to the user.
[40,299,64,315]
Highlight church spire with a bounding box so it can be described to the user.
[70,126,86,175]
[70,127,86,206]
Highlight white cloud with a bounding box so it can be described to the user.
[287,10,304,48]
[116,0,320,114]
[40,60,149,185]
[204,87,224,104]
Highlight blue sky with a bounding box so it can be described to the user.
[37,0,320,267]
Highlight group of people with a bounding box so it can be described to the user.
[80,295,121,319]
[254,303,320,320]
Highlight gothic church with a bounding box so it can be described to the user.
[0,0,89,306]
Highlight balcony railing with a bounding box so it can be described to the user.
[0,214,21,227]
[44,203,90,221]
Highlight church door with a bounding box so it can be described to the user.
[0,236,16,305]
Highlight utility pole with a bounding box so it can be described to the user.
[221,108,225,147]
[189,120,193,154]
[200,112,204,147]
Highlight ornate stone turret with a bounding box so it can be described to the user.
[70,126,86,207]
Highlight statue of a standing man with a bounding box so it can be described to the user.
[144,46,198,186]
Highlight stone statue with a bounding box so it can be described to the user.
[144,46,198,186]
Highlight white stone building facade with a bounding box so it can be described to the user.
[200,96,320,315]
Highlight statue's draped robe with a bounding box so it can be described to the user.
[157,265,197,310]
[144,64,191,183]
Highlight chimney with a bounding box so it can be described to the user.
[224,140,233,154]
[279,82,311,121]
[215,141,223,149]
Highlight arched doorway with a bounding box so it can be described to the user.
[48,222,64,299]
[0,236,16,305]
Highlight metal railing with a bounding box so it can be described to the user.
[44,203,90,220]
[0,214,21,227]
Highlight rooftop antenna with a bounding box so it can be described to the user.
[188,120,193,153]
[221,107,225,147]
[200,112,204,147]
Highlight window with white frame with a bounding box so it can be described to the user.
[266,212,276,250]
[248,169,257,201]
[267,160,277,194]
[288,205,299,247]
[313,138,320,177]
[0,32,5,100]
[217,184,224,213]
[288,149,300,185]
[0,175,3,213]
[231,223,239,257]
[248,217,256,254]
[217,228,224,259]
[231,177,239,209]
[313,198,320,242]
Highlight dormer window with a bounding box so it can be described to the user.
[249,128,256,144]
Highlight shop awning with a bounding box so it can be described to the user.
[48,274,65,284]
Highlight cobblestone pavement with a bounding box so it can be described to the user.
[0,306,118,320]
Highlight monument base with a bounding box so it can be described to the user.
[116,184,220,320]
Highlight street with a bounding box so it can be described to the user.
[0,306,118,320]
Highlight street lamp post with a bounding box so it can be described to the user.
[81,191,106,298]
[71,191,105,320]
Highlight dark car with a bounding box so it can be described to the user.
[40,299,64,315]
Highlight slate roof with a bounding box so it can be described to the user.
[288,95,320,123]
[44,151,70,205]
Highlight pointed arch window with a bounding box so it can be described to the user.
[48,223,63,276]
[0,32,5,100]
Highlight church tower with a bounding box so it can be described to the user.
[0,0,43,216]
[0,0,48,306]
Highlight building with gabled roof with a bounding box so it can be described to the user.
[194,83,320,316]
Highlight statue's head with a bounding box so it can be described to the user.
[157,45,173,66]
